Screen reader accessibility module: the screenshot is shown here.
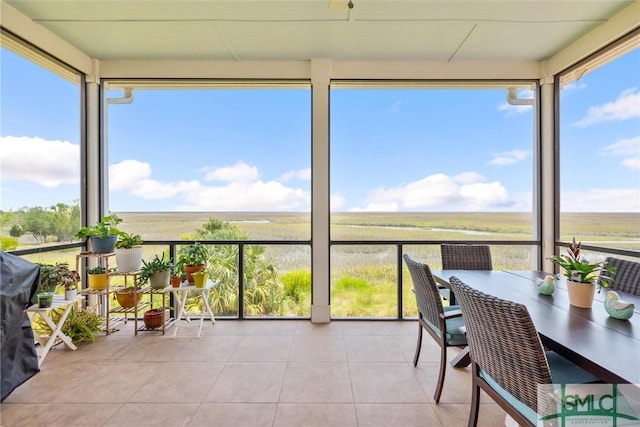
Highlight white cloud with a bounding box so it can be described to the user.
[573,88,640,127]
[561,189,640,212]
[331,193,346,210]
[561,81,587,92]
[0,136,79,187]
[203,161,259,182]
[281,168,311,181]
[109,159,310,211]
[388,99,402,113]
[357,172,513,211]
[600,136,640,170]
[489,149,530,165]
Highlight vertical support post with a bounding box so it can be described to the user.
[311,59,331,323]
[540,75,557,271]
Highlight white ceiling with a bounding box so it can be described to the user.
[3,0,636,63]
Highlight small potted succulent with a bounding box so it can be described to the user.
[139,253,173,289]
[548,237,615,308]
[114,231,144,272]
[75,214,123,254]
[170,263,183,288]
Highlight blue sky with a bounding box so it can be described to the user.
[1,47,638,213]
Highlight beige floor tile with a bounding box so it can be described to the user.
[341,322,394,336]
[349,363,429,403]
[345,335,406,362]
[355,403,442,427]
[0,403,51,426]
[273,403,358,427]
[188,403,277,427]
[204,362,287,403]
[280,362,353,403]
[433,403,507,427]
[294,320,343,336]
[290,335,347,362]
[230,335,293,362]
[130,361,224,403]
[204,320,253,336]
[412,361,473,404]
[246,320,298,336]
[103,402,200,426]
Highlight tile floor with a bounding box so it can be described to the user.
[1,320,508,426]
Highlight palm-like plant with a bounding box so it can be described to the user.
[548,237,615,286]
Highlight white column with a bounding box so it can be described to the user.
[311,59,331,323]
[85,59,103,226]
[540,75,556,271]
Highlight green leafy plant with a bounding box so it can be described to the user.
[177,242,209,267]
[86,265,106,275]
[75,214,123,239]
[139,253,173,285]
[548,237,615,286]
[38,262,80,291]
[114,231,143,249]
[32,306,103,344]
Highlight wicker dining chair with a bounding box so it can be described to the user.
[600,257,640,295]
[403,254,467,403]
[441,244,493,270]
[448,276,598,427]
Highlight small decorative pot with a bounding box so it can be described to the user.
[144,309,164,329]
[170,276,182,288]
[88,273,108,290]
[65,288,78,301]
[149,269,170,289]
[566,280,596,308]
[192,271,209,288]
[37,292,53,308]
[184,264,205,284]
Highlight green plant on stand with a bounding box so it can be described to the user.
[140,254,173,289]
[32,306,104,344]
[75,214,123,253]
[177,242,209,283]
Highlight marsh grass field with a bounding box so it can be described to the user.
[14,211,639,318]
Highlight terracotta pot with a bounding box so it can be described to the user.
[170,276,182,288]
[184,264,205,284]
[566,280,596,308]
[144,309,164,329]
[116,287,139,308]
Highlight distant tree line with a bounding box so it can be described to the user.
[1,202,80,244]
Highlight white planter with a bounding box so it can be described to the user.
[65,288,77,301]
[115,247,143,272]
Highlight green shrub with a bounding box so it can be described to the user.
[0,237,19,251]
[282,269,311,302]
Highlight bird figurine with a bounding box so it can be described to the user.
[604,291,635,320]
[537,275,556,296]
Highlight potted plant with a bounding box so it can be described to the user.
[38,262,81,301]
[170,263,183,288]
[177,242,208,284]
[86,265,108,290]
[75,214,123,254]
[548,237,615,308]
[139,254,173,289]
[114,231,144,272]
[143,308,164,329]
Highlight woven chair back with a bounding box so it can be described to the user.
[602,257,640,295]
[441,244,492,270]
[403,254,445,331]
[448,276,553,415]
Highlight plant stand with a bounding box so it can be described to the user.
[26,295,82,366]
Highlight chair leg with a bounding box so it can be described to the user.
[413,324,423,367]
[468,374,481,427]
[434,343,447,403]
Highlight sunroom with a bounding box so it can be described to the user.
[1,1,638,321]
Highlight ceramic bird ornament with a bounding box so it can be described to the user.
[604,291,635,320]
[537,275,556,296]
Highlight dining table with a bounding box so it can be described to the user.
[431,269,640,385]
